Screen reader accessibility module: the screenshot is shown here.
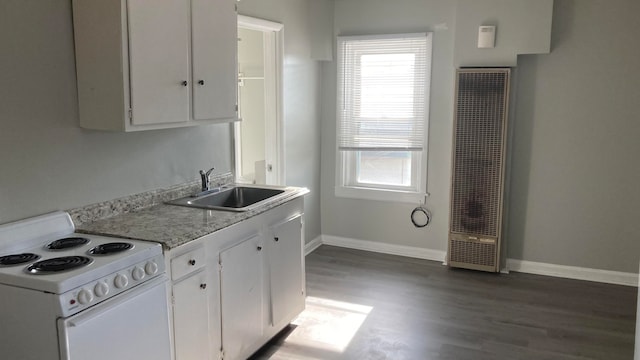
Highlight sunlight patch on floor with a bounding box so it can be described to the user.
[285,296,373,354]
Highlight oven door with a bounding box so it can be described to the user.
[57,274,172,360]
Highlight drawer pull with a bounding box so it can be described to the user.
[188,259,196,266]
[274,237,279,242]
[200,283,207,290]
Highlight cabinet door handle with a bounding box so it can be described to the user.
[257,246,263,251]
[188,259,196,266]
[181,80,188,86]
[198,80,205,85]
[200,283,207,290]
[274,237,279,242]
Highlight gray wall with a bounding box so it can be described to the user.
[0,0,232,223]
[321,0,457,252]
[508,0,640,272]
[0,0,327,247]
[454,0,553,66]
[3,0,637,273]
[320,0,640,273]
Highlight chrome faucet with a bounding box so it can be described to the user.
[199,167,215,192]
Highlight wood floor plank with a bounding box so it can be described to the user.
[250,245,637,360]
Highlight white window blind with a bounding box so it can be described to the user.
[337,33,431,151]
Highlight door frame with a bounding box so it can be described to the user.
[236,15,284,185]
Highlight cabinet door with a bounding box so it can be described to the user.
[128,0,190,125]
[192,0,238,121]
[220,234,264,360]
[267,215,305,328]
[173,270,211,360]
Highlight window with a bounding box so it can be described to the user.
[336,33,433,202]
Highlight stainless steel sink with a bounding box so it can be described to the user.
[166,186,288,212]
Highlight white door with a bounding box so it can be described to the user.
[128,0,190,125]
[236,17,284,185]
[58,276,172,360]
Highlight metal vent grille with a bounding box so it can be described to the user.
[449,238,496,267]
[450,69,510,238]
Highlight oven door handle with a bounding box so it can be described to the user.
[65,274,168,327]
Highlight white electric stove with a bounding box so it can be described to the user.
[0,211,172,360]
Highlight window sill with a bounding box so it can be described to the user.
[335,185,424,204]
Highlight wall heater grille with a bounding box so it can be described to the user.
[448,68,510,272]
[450,237,496,268]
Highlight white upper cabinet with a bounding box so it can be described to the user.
[72,0,238,131]
[192,0,238,121]
[128,0,191,126]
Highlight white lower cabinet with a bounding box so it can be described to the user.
[167,198,305,360]
[266,215,305,332]
[173,269,211,360]
[170,246,215,360]
[220,234,265,360]
[219,215,305,360]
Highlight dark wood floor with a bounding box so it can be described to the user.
[251,245,637,360]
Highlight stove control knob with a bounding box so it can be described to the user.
[132,266,145,281]
[145,261,158,276]
[77,289,94,305]
[94,281,109,297]
[114,273,128,289]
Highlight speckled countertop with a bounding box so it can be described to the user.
[70,176,308,250]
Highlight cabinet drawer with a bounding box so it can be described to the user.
[171,247,205,280]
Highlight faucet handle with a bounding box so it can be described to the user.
[199,167,215,177]
[199,167,215,192]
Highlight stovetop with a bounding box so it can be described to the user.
[0,212,162,294]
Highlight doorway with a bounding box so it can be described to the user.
[235,16,284,185]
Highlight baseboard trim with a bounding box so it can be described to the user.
[507,259,638,287]
[304,235,323,256]
[321,235,447,263]
[305,235,638,287]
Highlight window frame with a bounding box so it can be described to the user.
[335,33,433,203]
